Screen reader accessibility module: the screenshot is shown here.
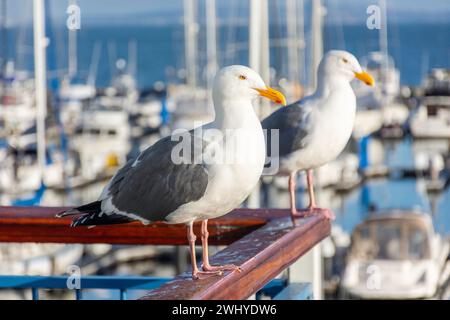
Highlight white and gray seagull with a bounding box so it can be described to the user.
[262,50,374,222]
[57,65,286,280]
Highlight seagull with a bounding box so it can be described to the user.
[57,65,286,280]
[262,50,374,222]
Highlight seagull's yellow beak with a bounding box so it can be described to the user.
[354,71,375,86]
[254,87,287,106]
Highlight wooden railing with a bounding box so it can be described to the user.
[0,206,331,300]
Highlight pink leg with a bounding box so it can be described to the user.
[290,170,335,221]
[306,169,317,209]
[201,220,241,273]
[186,222,223,280]
[306,169,335,220]
[289,171,299,220]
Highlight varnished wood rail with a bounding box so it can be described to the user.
[141,211,330,300]
[0,206,331,300]
[0,206,269,245]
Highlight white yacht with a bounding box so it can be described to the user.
[0,63,36,136]
[59,80,96,132]
[167,84,213,130]
[0,129,66,196]
[412,139,448,193]
[352,52,409,138]
[341,211,449,299]
[70,104,131,182]
[410,69,450,139]
[0,243,84,276]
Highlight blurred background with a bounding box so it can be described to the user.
[0,0,450,299]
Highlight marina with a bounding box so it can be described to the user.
[0,0,450,302]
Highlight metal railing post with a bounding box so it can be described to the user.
[288,243,323,300]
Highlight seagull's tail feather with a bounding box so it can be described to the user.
[57,200,135,227]
[56,201,102,218]
[70,212,134,227]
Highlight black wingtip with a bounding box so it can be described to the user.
[70,213,91,227]
[55,208,80,218]
[70,218,81,227]
[56,201,102,218]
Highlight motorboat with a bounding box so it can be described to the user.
[341,210,449,299]
[352,52,409,138]
[410,69,450,139]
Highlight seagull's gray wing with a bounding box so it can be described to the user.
[262,98,314,157]
[61,131,210,226]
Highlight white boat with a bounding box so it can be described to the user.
[341,210,450,299]
[0,63,36,135]
[412,139,448,193]
[352,52,408,138]
[0,243,84,276]
[316,153,361,191]
[410,69,450,139]
[269,152,361,192]
[0,131,66,195]
[70,104,131,181]
[133,91,164,130]
[167,84,213,130]
[59,81,96,132]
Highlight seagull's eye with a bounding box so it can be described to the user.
[342,58,348,63]
[238,75,247,80]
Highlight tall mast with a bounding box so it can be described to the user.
[205,0,217,93]
[286,0,299,84]
[248,0,270,208]
[379,0,388,87]
[87,41,101,87]
[310,0,324,91]
[249,0,261,80]
[183,0,198,87]
[128,39,137,77]
[309,0,325,300]
[260,0,270,87]
[0,0,6,75]
[67,0,77,79]
[249,0,270,118]
[33,0,48,181]
[68,28,77,78]
[297,0,305,85]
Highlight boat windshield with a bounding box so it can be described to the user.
[350,220,430,261]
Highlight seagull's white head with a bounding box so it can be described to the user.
[212,65,286,106]
[319,50,375,86]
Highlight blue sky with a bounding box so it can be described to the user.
[4,0,450,26]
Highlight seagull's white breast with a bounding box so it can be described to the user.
[280,86,356,173]
[165,106,266,224]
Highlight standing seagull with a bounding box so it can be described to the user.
[262,51,374,222]
[57,65,286,279]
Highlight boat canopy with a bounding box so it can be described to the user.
[349,214,432,261]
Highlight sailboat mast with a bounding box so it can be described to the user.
[128,39,137,78]
[0,0,6,75]
[183,0,198,87]
[379,0,388,83]
[206,0,217,93]
[68,29,77,78]
[297,0,305,85]
[311,0,324,91]
[249,0,270,118]
[286,0,299,84]
[68,0,77,79]
[260,0,270,89]
[248,0,270,208]
[87,41,101,87]
[249,0,261,80]
[33,0,48,181]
